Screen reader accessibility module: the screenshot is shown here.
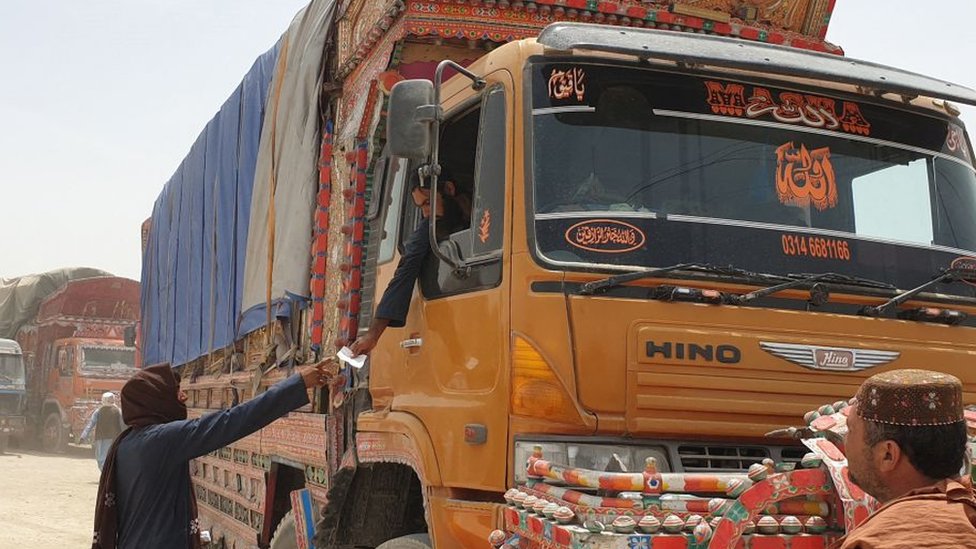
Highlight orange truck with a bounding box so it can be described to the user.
[7,275,140,452]
[139,1,976,548]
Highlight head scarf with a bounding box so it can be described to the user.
[101,392,116,406]
[92,364,200,549]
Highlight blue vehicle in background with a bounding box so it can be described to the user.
[0,338,27,453]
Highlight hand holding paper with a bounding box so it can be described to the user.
[337,346,367,369]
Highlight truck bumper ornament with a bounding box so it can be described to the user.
[759,342,899,372]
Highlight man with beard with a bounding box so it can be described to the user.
[834,369,976,548]
[349,172,470,357]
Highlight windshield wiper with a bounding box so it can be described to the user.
[578,263,789,295]
[730,272,895,307]
[861,266,976,321]
[786,272,896,290]
[0,373,14,383]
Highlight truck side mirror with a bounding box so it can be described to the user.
[387,80,436,160]
[123,326,137,347]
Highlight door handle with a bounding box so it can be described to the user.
[400,338,423,349]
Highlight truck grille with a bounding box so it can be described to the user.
[677,444,806,472]
[0,394,23,415]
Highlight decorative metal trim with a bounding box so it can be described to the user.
[759,341,899,372]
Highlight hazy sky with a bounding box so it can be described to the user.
[1,1,974,281]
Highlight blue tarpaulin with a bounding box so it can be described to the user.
[140,43,281,367]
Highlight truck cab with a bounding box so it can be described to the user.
[372,23,976,546]
[0,338,27,452]
[43,336,136,449]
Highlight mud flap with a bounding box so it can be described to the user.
[313,447,359,547]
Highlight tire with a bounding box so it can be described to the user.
[41,412,66,453]
[269,511,299,549]
[376,534,433,549]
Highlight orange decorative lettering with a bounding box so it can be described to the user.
[946,126,969,160]
[479,209,491,244]
[548,67,586,102]
[705,80,870,136]
[705,81,746,116]
[775,142,838,211]
[839,102,871,136]
[564,220,646,253]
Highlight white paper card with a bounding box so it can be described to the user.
[336,346,367,369]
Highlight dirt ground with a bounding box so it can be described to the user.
[0,443,101,548]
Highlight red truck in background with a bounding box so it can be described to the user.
[12,276,139,451]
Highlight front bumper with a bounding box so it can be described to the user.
[0,415,26,436]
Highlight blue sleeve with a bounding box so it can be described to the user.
[80,409,99,441]
[155,374,310,461]
[374,219,430,328]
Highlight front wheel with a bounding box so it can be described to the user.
[376,534,433,549]
[269,511,298,549]
[41,412,66,453]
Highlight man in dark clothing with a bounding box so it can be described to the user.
[92,360,332,549]
[80,392,125,470]
[349,178,470,356]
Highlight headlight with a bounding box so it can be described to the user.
[513,440,671,483]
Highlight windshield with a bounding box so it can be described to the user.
[0,354,26,385]
[531,63,976,298]
[80,346,136,375]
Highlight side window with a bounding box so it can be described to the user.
[419,87,507,299]
[58,347,73,377]
[470,88,507,257]
[379,157,408,264]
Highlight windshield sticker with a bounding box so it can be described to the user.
[946,126,970,160]
[776,142,838,211]
[548,67,586,102]
[565,219,645,253]
[951,257,976,286]
[782,233,852,261]
[478,209,491,244]
[705,80,871,136]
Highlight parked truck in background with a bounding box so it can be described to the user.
[0,339,27,454]
[139,1,976,547]
[1,271,139,452]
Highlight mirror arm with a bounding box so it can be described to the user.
[424,60,486,270]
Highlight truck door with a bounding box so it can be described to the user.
[396,81,512,491]
[55,345,74,407]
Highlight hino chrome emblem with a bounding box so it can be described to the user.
[759,342,899,372]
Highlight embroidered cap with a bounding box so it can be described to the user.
[855,369,964,426]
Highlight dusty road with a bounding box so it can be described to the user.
[0,443,100,548]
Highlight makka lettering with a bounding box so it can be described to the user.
[705,81,871,136]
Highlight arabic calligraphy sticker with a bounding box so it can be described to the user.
[478,209,491,244]
[946,125,970,161]
[951,256,976,287]
[775,141,838,211]
[548,67,586,102]
[564,219,646,253]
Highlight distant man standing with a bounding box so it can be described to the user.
[835,369,976,548]
[80,392,124,471]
